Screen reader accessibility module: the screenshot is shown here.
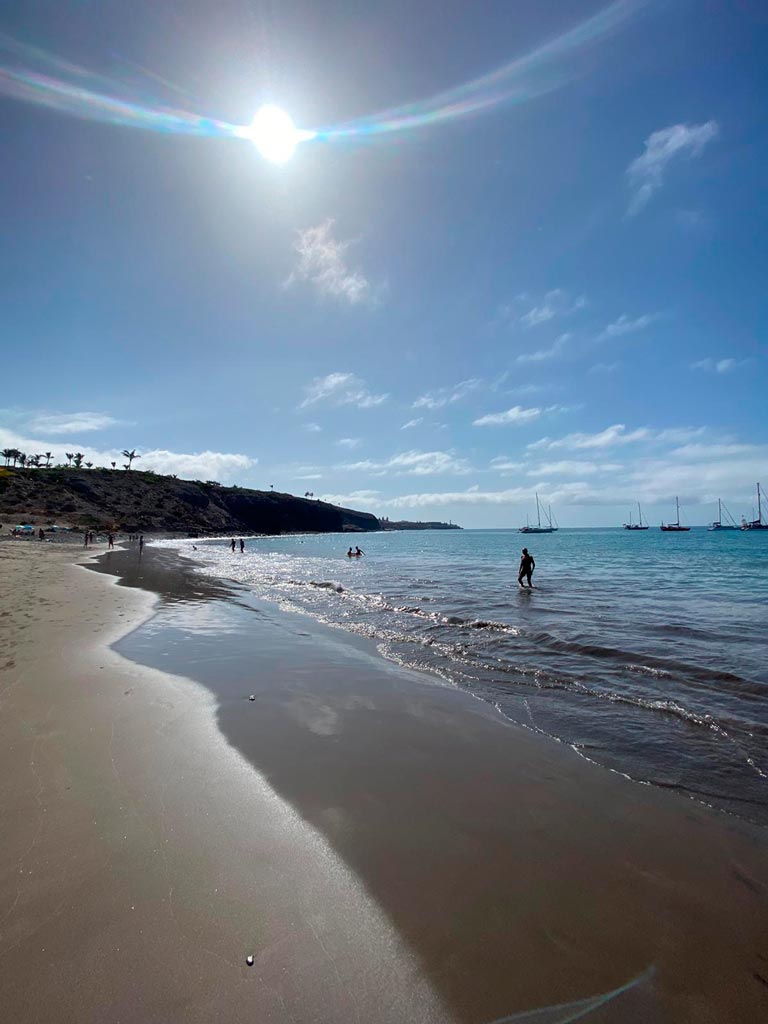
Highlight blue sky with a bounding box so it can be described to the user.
[1,0,766,526]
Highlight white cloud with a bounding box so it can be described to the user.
[514,288,585,327]
[691,357,745,374]
[473,405,541,427]
[489,457,522,473]
[286,219,374,305]
[304,422,323,433]
[342,449,470,476]
[0,426,255,483]
[26,411,123,435]
[516,333,571,364]
[412,378,481,410]
[401,418,423,430]
[626,121,719,216]
[526,460,622,477]
[588,361,620,374]
[529,424,651,451]
[336,437,362,449]
[596,313,656,342]
[300,372,388,409]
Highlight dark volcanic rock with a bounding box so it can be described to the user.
[0,468,381,536]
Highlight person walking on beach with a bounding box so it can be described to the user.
[139,534,144,552]
[108,533,114,549]
[518,547,535,588]
[230,538,236,553]
[239,538,245,553]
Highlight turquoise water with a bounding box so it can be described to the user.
[163,528,768,825]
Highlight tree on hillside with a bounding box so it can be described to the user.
[72,453,84,468]
[18,453,27,467]
[122,449,140,470]
[1,448,12,466]
[111,462,116,469]
[27,455,40,468]
[5,449,21,467]
[85,461,93,469]
[65,452,73,466]
[44,452,52,468]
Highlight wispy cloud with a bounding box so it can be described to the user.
[413,378,481,410]
[626,121,719,217]
[526,460,622,477]
[588,361,620,374]
[515,333,571,364]
[286,220,375,305]
[304,422,323,433]
[691,357,746,374]
[341,449,470,476]
[300,372,388,409]
[529,424,651,451]
[502,290,587,330]
[401,418,423,430]
[473,405,542,427]
[26,411,123,435]
[596,313,656,342]
[336,437,362,449]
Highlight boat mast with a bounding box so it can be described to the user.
[535,492,541,528]
[675,496,680,527]
[637,501,643,527]
[718,497,722,525]
[759,483,763,524]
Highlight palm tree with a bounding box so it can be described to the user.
[27,455,40,468]
[1,448,11,466]
[111,461,116,469]
[122,449,140,470]
[7,448,21,467]
[44,452,52,468]
[72,453,84,468]
[65,452,73,467]
[18,453,27,467]
[85,461,93,469]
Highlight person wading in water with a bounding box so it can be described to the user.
[518,547,535,589]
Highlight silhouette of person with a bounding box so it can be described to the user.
[230,538,236,552]
[347,547,353,557]
[239,539,245,553]
[355,546,364,557]
[108,533,114,549]
[518,547,535,588]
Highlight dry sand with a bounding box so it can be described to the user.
[1,540,767,1023]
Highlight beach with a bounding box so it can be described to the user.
[1,539,767,1022]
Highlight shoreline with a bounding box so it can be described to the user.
[0,543,447,1023]
[95,545,768,1022]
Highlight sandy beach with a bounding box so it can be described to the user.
[1,540,767,1022]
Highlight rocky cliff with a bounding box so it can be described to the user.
[0,468,380,535]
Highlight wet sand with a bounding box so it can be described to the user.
[1,541,767,1022]
[96,545,768,1023]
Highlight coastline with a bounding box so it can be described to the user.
[1,541,767,1022]
[0,542,447,1023]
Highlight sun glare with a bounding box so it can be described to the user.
[249,105,301,164]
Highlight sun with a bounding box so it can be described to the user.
[249,105,303,164]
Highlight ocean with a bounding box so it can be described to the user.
[159,527,768,826]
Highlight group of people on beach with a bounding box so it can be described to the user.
[230,538,245,553]
[346,546,364,558]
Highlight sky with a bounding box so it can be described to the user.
[1,0,766,527]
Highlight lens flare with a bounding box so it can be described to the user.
[249,105,310,164]
[0,2,643,159]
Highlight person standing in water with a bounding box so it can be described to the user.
[518,547,535,588]
[347,547,354,558]
[355,546,364,557]
[230,538,236,553]
[239,538,245,553]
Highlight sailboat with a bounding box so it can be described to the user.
[623,502,649,531]
[708,498,739,531]
[660,496,690,532]
[742,483,768,530]
[519,493,557,534]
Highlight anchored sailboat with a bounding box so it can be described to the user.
[742,483,768,530]
[623,502,649,531]
[660,496,690,532]
[519,493,557,534]
[708,498,739,531]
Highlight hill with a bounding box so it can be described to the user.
[0,468,379,536]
